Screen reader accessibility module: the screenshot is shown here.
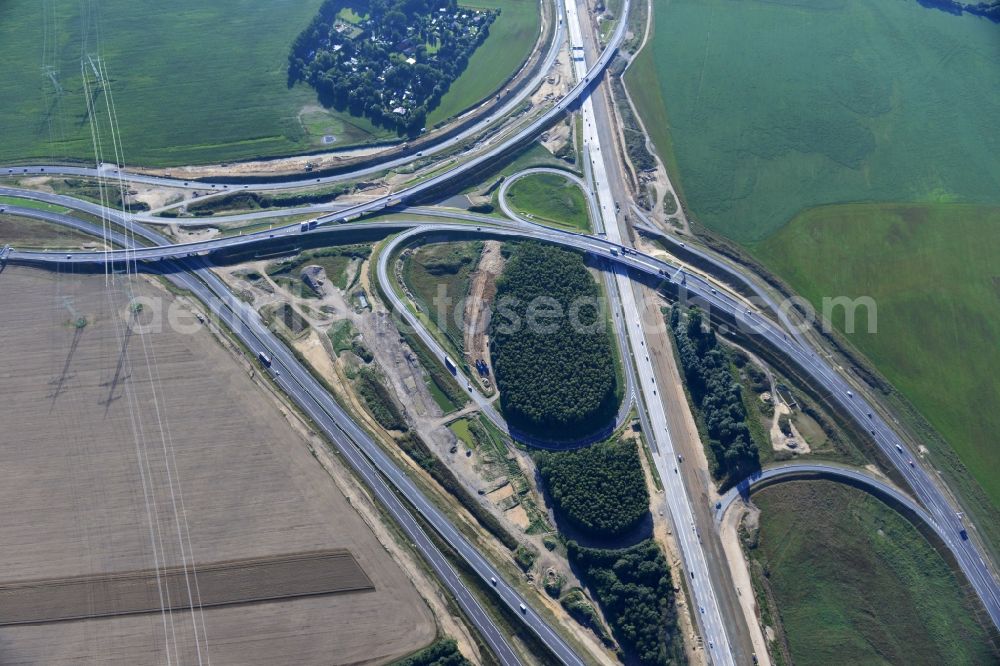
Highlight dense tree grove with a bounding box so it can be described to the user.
[288,0,497,135]
[669,307,760,481]
[489,242,618,439]
[394,638,469,666]
[567,540,683,666]
[535,439,649,537]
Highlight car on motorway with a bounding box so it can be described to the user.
[519,603,527,613]
[490,577,497,586]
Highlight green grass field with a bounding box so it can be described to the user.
[402,241,482,357]
[505,172,591,231]
[754,203,1000,510]
[0,0,539,166]
[448,418,477,448]
[749,480,996,665]
[0,213,95,248]
[627,0,1000,242]
[327,319,358,355]
[0,196,69,214]
[426,0,542,126]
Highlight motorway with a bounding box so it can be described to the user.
[5,0,1000,658]
[564,2,743,662]
[8,173,1000,635]
[3,208,588,666]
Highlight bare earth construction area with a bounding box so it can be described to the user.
[0,267,433,665]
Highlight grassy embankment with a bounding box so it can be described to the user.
[0,213,95,249]
[505,172,591,232]
[401,241,482,362]
[747,480,997,665]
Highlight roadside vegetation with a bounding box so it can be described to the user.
[669,307,759,483]
[504,172,591,231]
[461,141,578,198]
[357,366,408,431]
[402,241,482,357]
[490,242,619,439]
[396,323,469,413]
[608,61,656,175]
[269,244,371,294]
[534,439,649,538]
[754,203,1000,529]
[0,213,96,250]
[395,430,519,550]
[567,539,684,666]
[45,179,151,212]
[393,638,469,666]
[163,185,354,217]
[745,481,998,665]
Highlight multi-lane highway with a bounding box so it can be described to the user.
[4,0,1000,660]
[9,184,1000,639]
[4,208,592,666]
[564,1,742,661]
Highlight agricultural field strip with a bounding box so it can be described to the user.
[0,550,372,626]
[0,0,567,191]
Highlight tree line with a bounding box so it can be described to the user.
[489,242,618,439]
[669,307,760,482]
[535,439,649,538]
[567,539,684,666]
